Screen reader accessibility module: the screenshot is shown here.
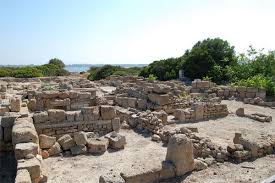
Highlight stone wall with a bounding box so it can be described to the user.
[27,90,97,111]
[174,103,229,122]
[33,106,118,138]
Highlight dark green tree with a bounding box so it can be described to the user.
[48,58,65,68]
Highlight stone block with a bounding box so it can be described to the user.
[153,84,170,94]
[15,142,39,160]
[12,119,38,145]
[33,112,48,123]
[99,172,125,183]
[39,134,56,149]
[100,105,116,120]
[148,94,169,106]
[152,110,168,124]
[17,157,42,181]
[137,99,147,110]
[236,108,245,117]
[75,111,84,121]
[111,118,120,132]
[70,144,87,155]
[57,134,76,150]
[48,109,66,123]
[87,138,109,154]
[165,134,194,176]
[194,104,204,120]
[246,92,256,98]
[15,169,32,183]
[81,106,100,121]
[174,109,185,121]
[65,111,76,122]
[74,131,87,145]
[105,132,126,150]
[10,97,21,112]
[127,98,137,108]
[48,142,62,156]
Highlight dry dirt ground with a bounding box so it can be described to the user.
[44,100,275,183]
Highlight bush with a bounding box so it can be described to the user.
[147,74,157,82]
[12,67,43,78]
[233,75,275,96]
[48,58,65,68]
[88,65,142,81]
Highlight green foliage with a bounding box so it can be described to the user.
[48,58,65,68]
[182,38,236,83]
[87,65,142,81]
[147,74,157,82]
[233,75,275,96]
[0,58,68,78]
[139,57,180,81]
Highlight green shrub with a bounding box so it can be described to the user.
[12,67,43,78]
[233,75,275,96]
[147,74,157,82]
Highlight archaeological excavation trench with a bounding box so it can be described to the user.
[0,76,275,183]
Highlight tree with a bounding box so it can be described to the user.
[48,58,65,68]
[181,38,236,83]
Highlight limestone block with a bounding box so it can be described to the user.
[105,132,126,150]
[127,98,137,108]
[17,157,42,181]
[78,92,91,99]
[153,84,170,94]
[65,111,76,122]
[137,99,147,110]
[15,169,32,183]
[12,119,38,145]
[57,134,76,150]
[0,106,10,115]
[99,172,125,183]
[81,106,100,121]
[111,118,121,132]
[15,142,39,160]
[246,92,256,98]
[75,110,84,121]
[39,134,56,149]
[148,94,169,106]
[165,134,194,176]
[100,105,116,120]
[73,131,87,145]
[10,97,21,112]
[194,104,204,120]
[152,110,168,124]
[87,137,109,154]
[236,108,245,117]
[48,109,66,123]
[70,144,87,155]
[48,142,62,156]
[33,112,48,124]
[174,109,185,121]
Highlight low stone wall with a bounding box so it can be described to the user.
[27,90,97,111]
[33,106,119,138]
[12,117,48,183]
[227,133,275,162]
[174,103,229,122]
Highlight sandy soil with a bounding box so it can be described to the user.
[173,100,275,147]
[44,130,167,183]
[44,100,275,183]
[162,155,275,183]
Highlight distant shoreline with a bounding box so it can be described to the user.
[0,64,148,73]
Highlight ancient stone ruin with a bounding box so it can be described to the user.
[0,76,274,183]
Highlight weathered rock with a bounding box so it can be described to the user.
[112,118,121,132]
[194,159,208,171]
[41,150,49,159]
[70,145,87,155]
[105,132,126,150]
[148,94,169,106]
[165,134,194,176]
[99,172,125,183]
[74,131,87,145]
[48,142,62,156]
[39,134,56,149]
[153,84,170,94]
[15,169,32,183]
[87,138,109,154]
[33,112,48,123]
[12,119,39,145]
[15,142,39,160]
[81,106,100,121]
[10,97,21,112]
[151,134,161,142]
[57,134,76,150]
[236,108,245,117]
[101,105,116,120]
[17,157,42,181]
[48,109,66,122]
[152,110,168,124]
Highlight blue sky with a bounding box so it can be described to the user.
[0,0,275,65]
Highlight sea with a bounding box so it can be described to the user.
[64,64,147,73]
[0,64,147,73]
